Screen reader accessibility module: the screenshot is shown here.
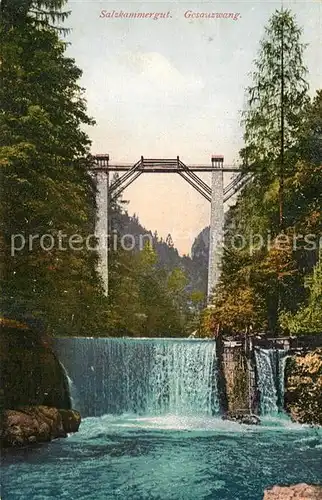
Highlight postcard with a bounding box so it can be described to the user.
[1,0,321,499]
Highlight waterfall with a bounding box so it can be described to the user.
[255,348,288,415]
[60,362,78,409]
[54,338,219,418]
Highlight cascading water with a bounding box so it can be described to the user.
[277,354,289,411]
[54,338,219,418]
[255,348,288,415]
[60,362,78,409]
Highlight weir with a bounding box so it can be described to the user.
[54,338,219,418]
[54,338,292,420]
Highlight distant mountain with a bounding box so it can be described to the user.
[110,210,210,296]
[190,226,209,294]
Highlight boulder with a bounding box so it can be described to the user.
[59,409,81,433]
[223,412,261,425]
[0,406,81,447]
[263,483,322,499]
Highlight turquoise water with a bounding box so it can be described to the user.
[2,339,321,499]
[2,415,322,500]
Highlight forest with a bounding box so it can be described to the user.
[204,10,322,337]
[0,2,321,338]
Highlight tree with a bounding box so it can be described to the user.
[299,90,322,165]
[281,257,322,334]
[1,0,70,31]
[205,10,319,336]
[0,0,109,335]
[241,9,309,227]
[167,268,187,296]
[165,233,174,248]
[106,203,189,337]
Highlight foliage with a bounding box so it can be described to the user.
[197,307,218,338]
[241,9,309,176]
[106,201,191,337]
[0,0,109,335]
[285,349,322,425]
[1,0,70,32]
[3,3,320,339]
[206,9,321,336]
[281,259,322,334]
[1,0,197,341]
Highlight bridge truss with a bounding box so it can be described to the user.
[91,154,248,300]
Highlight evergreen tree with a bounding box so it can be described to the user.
[1,0,70,31]
[241,9,309,226]
[166,234,174,248]
[0,0,108,334]
[205,10,321,336]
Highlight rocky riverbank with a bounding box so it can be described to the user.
[263,483,322,499]
[0,317,81,447]
[285,349,322,426]
[0,318,71,410]
[0,406,81,447]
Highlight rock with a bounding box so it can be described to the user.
[0,317,71,410]
[238,414,261,425]
[59,409,81,433]
[0,405,82,447]
[263,483,322,499]
[223,412,261,425]
[285,349,322,426]
[0,406,65,447]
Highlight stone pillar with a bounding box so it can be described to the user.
[95,170,109,296]
[207,155,224,301]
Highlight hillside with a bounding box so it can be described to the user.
[110,210,210,298]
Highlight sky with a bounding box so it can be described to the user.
[65,0,321,254]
